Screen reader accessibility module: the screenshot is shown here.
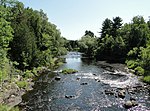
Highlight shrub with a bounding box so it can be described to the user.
[16,81,28,89]
[134,66,144,76]
[126,60,138,69]
[22,70,34,79]
[143,76,150,84]
[62,68,78,74]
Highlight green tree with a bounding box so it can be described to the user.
[78,31,97,57]
[112,16,123,37]
[128,16,149,49]
[85,30,95,37]
[100,18,113,38]
[0,4,13,82]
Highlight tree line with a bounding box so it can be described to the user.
[0,0,67,83]
[76,16,150,83]
[0,0,149,85]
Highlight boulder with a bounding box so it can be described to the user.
[76,77,80,81]
[55,76,61,81]
[124,101,133,109]
[10,95,16,98]
[118,90,126,99]
[131,100,138,106]
[124,100,138,109]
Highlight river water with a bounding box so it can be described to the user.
[21,52,150,111]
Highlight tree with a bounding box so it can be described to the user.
[100,18,113,38]
[112,16,123,37]
[78,32,98,57]
[0,4,13,83]
[85,30,94,37]
[128,16,149,49]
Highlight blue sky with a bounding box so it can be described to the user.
[18,0,150,40]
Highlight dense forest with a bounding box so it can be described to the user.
[0,1,68,109]
[0,0,150,110]
[0,0,67,82]
[76,16,150,84]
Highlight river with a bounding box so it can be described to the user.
[20,52,150,111]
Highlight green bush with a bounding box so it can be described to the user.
[0,104,8,111]
[16,81,28,89]
[22,70,34,79]
[143,76,150,84]
[134,66,144,76]
[0,104,19,111]
[62,68,78,74]
[126,60,138,69]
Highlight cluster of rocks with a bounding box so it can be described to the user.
[0,81,26,108]
[0,74,35,109]
[104,83,150,109]
[104,88,136,109]
[124,98,138,109]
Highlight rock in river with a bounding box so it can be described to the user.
[118,89,126,99]
[65,95,75,99]
[55,76,61,81]
[80,83,88,85]
[124,100,138,109]
[124,101,133,109]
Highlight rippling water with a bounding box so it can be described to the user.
[21,52,150,111]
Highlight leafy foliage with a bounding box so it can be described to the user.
[143,76,150,84]
[7,2,67,70]
[62,68,78,74]
[78,31,97,57]
[0,104,19,111]
[78,16,150,83]
[16,81,28,88]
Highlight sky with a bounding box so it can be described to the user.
[18,0,150,40]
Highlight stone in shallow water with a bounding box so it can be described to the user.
[55,76,61,80]
[93,73,97,76]
[76,77,80,80]
[118,89,126,99]
[124,100,138,109]
[131,100,138,107]
[80,83,88,85]
[124,101,133,109]
[65,95,75,99]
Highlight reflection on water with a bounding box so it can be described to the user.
[21,52,150,111]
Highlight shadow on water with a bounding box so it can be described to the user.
[20,52,150,111]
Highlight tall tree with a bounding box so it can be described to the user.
[128,16,149,49]
[112,16,123,37]
[100,18,113,38]
[85,30,94,37]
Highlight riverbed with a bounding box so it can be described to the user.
[20,52,150,111]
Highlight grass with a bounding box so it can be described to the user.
[62,68,78,74]
[0,104,19,111]
[16,81,28,89]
